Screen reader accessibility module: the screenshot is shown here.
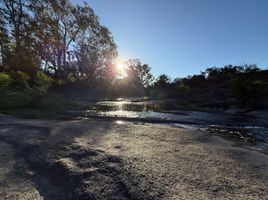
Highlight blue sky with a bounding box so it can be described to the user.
[72,0,268,78]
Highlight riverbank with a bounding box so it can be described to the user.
[0,115,268,199]
[1,89,268,120]
[0,90,91,119]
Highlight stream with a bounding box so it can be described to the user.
[67,98,268,153]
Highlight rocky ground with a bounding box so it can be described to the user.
[0,114,268,199]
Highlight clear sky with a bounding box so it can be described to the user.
[72,0,268,78]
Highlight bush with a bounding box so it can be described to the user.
[26,71,53,107]
[10,70,30,87]
[0,72,13,90]
[231,77,268,108]
[175,84,192,98]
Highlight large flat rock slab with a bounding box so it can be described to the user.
[0,117,268,199]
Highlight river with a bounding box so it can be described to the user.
[65,98,268,154]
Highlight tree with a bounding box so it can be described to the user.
[126,59,153,88]
[0,0,31,70]
[0,14,7,70]
[73,25,117,82]
[0,0,122,95]
[154,74,170,88]
[31,0,102,79]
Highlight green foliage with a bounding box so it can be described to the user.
[154,74,170,88]
[10,70,30,87]
[0,72,13,90]
[148,64,268,110]
[0,0,156,99]
[149,74,171,99]
[107,59,153,97]
[26,71,53,107]
[67,73,76,82]
[175,84,191,98]
[126,59,153,88]
[0,90,81,119]
[0,89,30,109]
[0,0,267,113]
[0,0,117,82]
[231,77,268,108]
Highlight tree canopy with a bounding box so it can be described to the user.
[0,0,118,81]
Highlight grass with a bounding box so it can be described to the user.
[0,88,230,119]
[0,88,88,119]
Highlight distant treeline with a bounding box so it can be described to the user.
[149,65,268,110]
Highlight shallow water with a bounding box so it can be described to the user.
[82,99,268,152]
[87,99,266,126]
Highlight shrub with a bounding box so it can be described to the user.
[26,71,53,107]
[10,70,30,87]
[231,77,268,108]
[0,72,13,90]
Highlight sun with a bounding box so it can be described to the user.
[116,62,125,71]
[115,60,128,78]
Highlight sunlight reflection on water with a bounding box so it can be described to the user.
[115,120,126,125]
[99,110,142,118]
[82,99,268,153]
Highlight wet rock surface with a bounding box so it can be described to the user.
[0,115,268,199]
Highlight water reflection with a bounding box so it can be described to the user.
[115,120,126,125]
[83,99,268,152]
[94,101,149,112]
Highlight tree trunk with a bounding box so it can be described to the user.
[57,48,62,78]
[15,30,21,70]
[0,40,3,70]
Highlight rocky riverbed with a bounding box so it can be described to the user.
[0,114,268,199]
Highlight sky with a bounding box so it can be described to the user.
[72,0,268,78]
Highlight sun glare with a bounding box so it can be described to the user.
[115,60,128,79]
[116,62,125,71]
